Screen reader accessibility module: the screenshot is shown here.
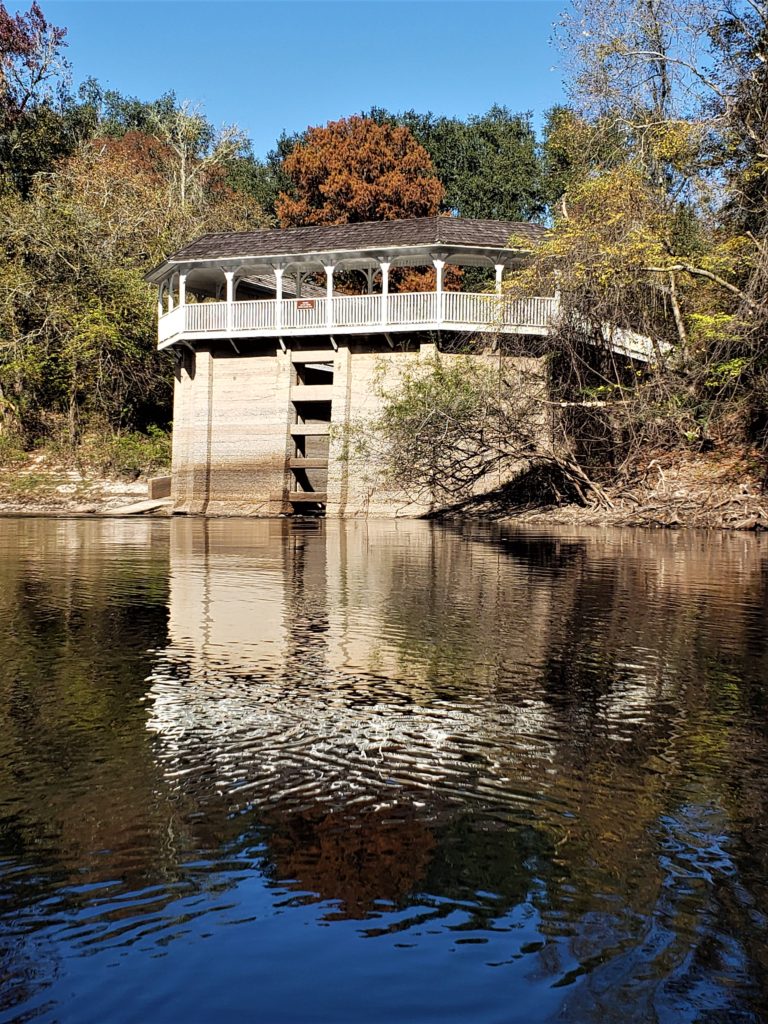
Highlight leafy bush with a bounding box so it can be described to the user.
[77,425,171,477]
[0,432,28,468]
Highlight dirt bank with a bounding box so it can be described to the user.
[0,451,169,516]
[2,450,766,529]
[440,452,768,531]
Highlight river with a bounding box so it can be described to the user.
[0,518,766,1023]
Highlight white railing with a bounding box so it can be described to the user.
[158,291,559,346]
[233,299,274,331]
[186,303,227,334]
[158,305,184,343]
[503,296,559,328]
[443,291,501,326]
[388,291,438,324]
[333,294,381,327]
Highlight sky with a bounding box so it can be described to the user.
[41,1,566,158]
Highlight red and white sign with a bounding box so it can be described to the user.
[296,299,316,310]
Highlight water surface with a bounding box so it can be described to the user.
[1,518,767,1023]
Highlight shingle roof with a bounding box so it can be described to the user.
[167,217,546,264]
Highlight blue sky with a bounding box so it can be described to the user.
[42,1,566,158]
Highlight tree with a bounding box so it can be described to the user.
[0,129,267,441]
[144,100,248,211]
[224,129,299,224]
[540,105,630,214]
[74,80,268,213]
[556,0,716,197]
[0,1,68,119]
[345,354,611,511]
[366,105,546,222]
[710,2,768,236]
[276,115,445,226]
[0,1,87,196]
[530,0,768,472]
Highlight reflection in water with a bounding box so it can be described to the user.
[0,518,767,1023]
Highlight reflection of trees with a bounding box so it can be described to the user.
[0,521,175,885]
[0,521,174,1010]
[261,806,437,917]
[2,518,768,1021]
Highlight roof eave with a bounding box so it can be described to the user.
[145,240,537,284]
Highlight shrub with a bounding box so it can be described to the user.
[77,425,171,478]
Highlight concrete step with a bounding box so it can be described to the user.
[290,424,331,436]
[290,458,329,470]
[102,498,172,516]
[291,384,334,402]
[291,350,336,363]
[289,491,327,503]
[148,475,171,499]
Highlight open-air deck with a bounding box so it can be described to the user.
[149,217,647,518]
[157,291,560,347]
[146,216,654,520]
[148,216,556,349]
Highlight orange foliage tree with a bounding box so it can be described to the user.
[276,115,445,226]
[276,116,459,292]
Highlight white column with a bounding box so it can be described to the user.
[274,266,284,330]
[157,286,164,321]
[495,264,504,296]
[433,259,445,323]
[325,264,335,327]
[178,272,187,308]
[380,261,390,326]
[225,270,235,332]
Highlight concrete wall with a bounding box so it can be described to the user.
[326,342,548,518]
[326,342,433,518]
[171,344,293,516]
[170,336,548,518]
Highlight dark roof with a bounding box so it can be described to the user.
[167,217,546,264]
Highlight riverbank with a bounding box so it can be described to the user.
[0,450,169,516]
[1,449,765,529]
[441,451,768,531]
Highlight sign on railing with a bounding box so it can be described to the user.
[281,298,327,329]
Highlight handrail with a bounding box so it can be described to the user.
[158,292,559,344]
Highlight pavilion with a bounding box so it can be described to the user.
[146,216,557,517]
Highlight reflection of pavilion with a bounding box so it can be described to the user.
[146,520,768,914]
[147,519,564,910]
[147,520,573,913]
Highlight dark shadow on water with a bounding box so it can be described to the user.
[425,462,584,520]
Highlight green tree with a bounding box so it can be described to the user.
[366,105,545,222]
[527,0,768,470]
[346,354,610,510]
[0,2,93,196]
[0,129,266,442]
